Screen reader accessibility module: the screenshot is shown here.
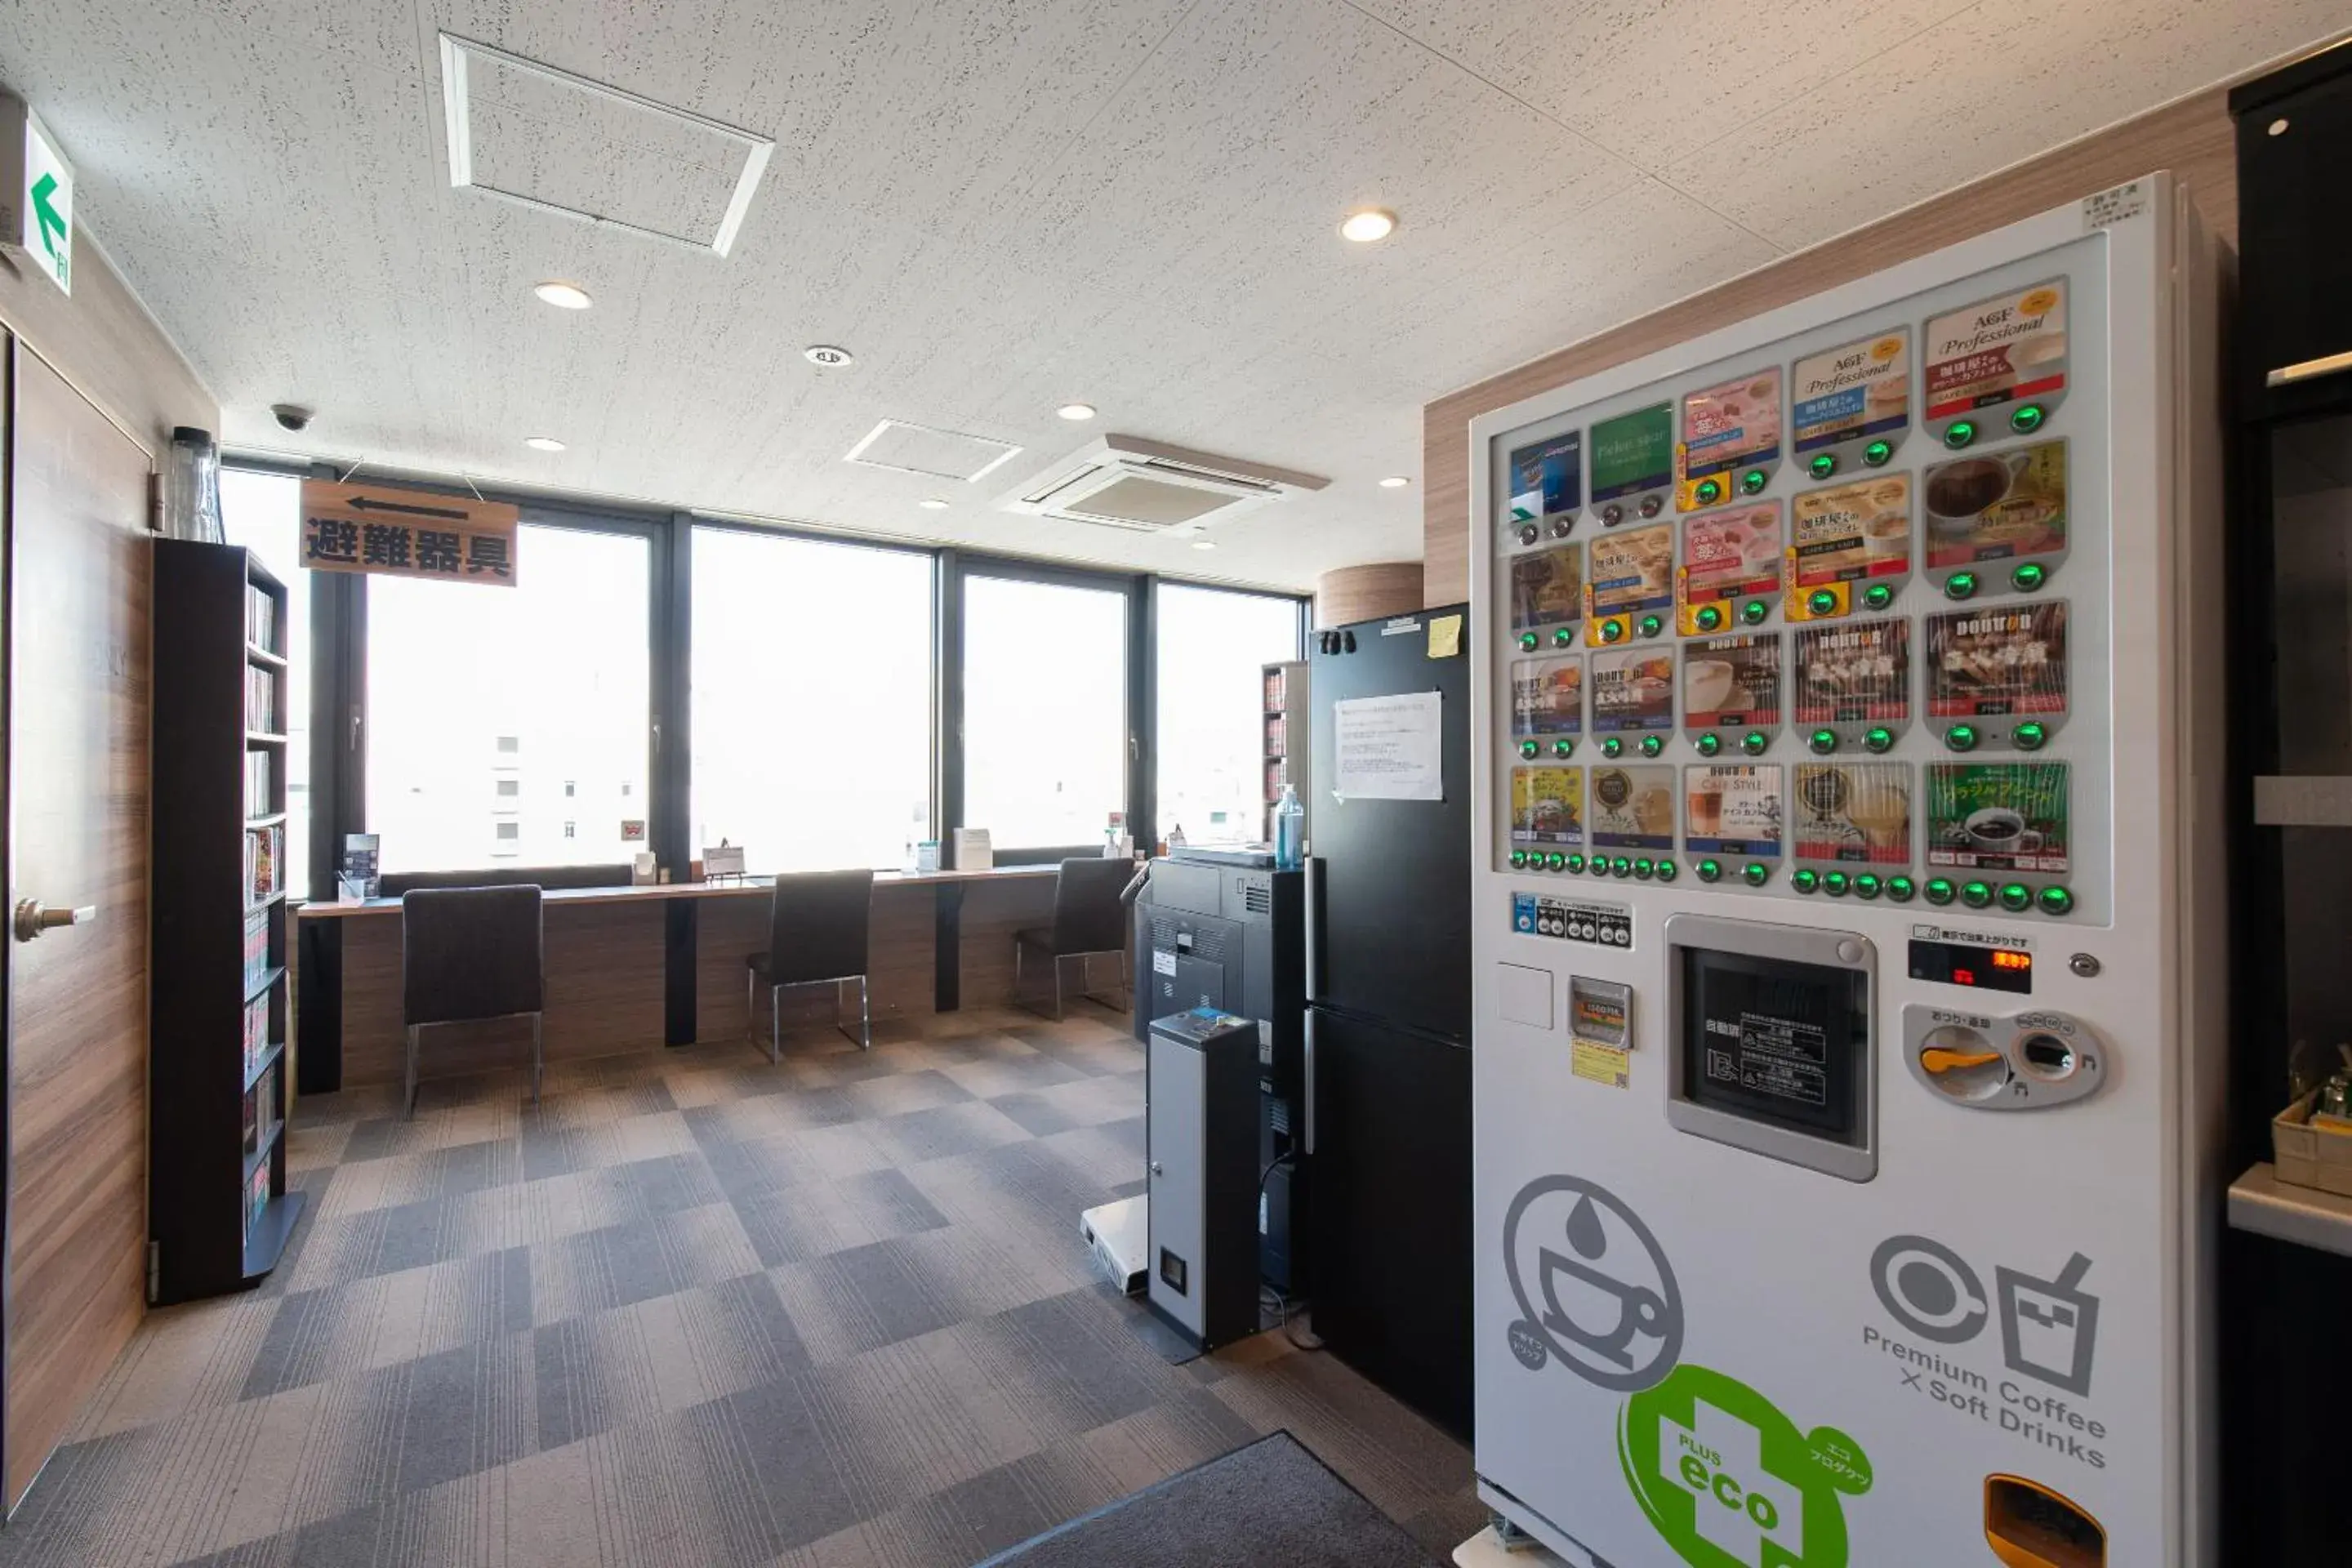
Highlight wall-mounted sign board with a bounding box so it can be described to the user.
[0,92,72,295]
[299,481,519,586]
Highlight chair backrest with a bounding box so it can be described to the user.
[402,885,545,1027]
[1052,858,1133,956]
[764,868,875,985]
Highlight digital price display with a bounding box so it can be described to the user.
[1908,938,2034,995]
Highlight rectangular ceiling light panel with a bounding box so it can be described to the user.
[844,419,1023,483]
[439,33,772,256]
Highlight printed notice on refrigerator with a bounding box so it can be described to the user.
[1333,692,1444,802]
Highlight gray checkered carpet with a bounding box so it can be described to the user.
[0,1006,1480,1567]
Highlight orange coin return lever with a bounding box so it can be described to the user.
[1984,1474,2105,1567]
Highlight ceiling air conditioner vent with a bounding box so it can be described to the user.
[1001,435,1327,533]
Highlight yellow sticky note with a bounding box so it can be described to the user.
[1428,613,1463,658]
[1571,1040,1630,1089]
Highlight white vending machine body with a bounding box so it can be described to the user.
[1467,176,2224,1568]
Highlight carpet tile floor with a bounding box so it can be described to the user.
[0,1007,1481,1567]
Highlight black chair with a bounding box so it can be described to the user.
[747,869,874,1060]
[1014,858,1134,1020]
[401,885,545,1118]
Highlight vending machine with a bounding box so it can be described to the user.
[1468,176,2225,1567]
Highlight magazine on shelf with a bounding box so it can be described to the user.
[243,994,270,1079]
[245,1161,270,1241]
[246,585,275,653]
[260,1063,282,1144]
[245,751,273,818]
[244,824,282,904]
[243,908,270,995]
[246,666,277,733]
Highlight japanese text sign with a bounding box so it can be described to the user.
[299,481,520,586]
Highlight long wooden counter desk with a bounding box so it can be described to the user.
[295,865,1068,1093]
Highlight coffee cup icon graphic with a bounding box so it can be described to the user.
[1502,1174,1682,1392]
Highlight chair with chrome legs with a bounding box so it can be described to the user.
[1013,858,1134,1020]
[401,885,545,1118]
[746,868,875,1060]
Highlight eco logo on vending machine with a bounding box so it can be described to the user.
[1619,1363,1873,1568]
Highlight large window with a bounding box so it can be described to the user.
[1155,585,1302,846]
[220,470,311,895]
[366,523,651,873]
[691,528,933,871]
[962,572,1129,852]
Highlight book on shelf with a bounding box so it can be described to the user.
[1264,667,1286,711]
[243,908,270,995]
[245,1160,270,1242]
[244,823,283,905]
[244,751,273,819]
[246,584,275,653]
[1264,714,1285,758]
[260,1063,282,1146]
[242,994,270,1080]
[242,1078,260,1159]
[246,666,278,733]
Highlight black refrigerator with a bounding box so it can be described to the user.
[1305,603,1473,1437]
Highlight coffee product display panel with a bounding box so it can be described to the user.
[1468,179,2225,1568]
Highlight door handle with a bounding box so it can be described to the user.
[2266,347,2352,389]
[14,900,96,942]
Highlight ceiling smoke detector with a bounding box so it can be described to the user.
[1000,435,1327,534]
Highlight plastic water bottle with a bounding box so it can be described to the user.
[1275,785,1304,871]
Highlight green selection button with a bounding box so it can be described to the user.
[1520,740,1539,759]
[1864,439,1893,467]
[2038,884,2074,916]
[2011,561,2047,593]
[1945,724,1979,752]
[1944,571,1978,601]
[1886,875,1916,902]
[1695,733,1722,758]
[1961,880,1994,909]
[1792,869,1820,893]
[1637,613,1664,639]
[1854,874,1882,899]
[1925,877,1957,905]
[1601,737,1624,759]
[1696,478,1723,506]
[1519,631,1539,651]
[1808,728,1838,755]
[1552,738,1575,758]
[1741,862,1771,888]
[2011,403,2045,434]
[1999,883,2032,912]
[1638,735,1664,758]
[1807,588,1839,617]
[1696,858,1722,883]
[1740,468,1768,496]
[1864,726,1895,754]
[2014,721,2048,751]
[1741,731,1769,756]
[1862,583,1894,612]
[1696,604,1724,632]
[1944,420,1977,449]
[1740,599,1769,626]
[1809,453,1838,480]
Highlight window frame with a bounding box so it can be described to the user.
[1148,578,1308,847]
[256,454,1308,895]
[686,516,941,874]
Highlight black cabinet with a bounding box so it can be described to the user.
[2232,38,2352,422]
[149,540,303,1303]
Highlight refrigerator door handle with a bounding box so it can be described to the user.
[1303,855,1322,1004]
[1302,1007,1316,1156]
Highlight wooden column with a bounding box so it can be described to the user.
[1315,562,1424,627]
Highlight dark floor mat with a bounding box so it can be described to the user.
[973,1430,1441,1568]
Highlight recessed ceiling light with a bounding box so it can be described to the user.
[532,280,591,310]
[1192,539,1216,550]
[1339,207,1396,243]
[524,436,566,452]
[1058,403,1097,421]
[919,497,951,510]
[1379,475,1410,488]
[804,345,855,368]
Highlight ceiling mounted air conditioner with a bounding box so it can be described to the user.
[1000,435,1328,533]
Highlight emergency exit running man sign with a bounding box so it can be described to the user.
[299,481,519,586]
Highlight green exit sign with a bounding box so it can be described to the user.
[0,93,70,296]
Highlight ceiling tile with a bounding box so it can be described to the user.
[1660,0,2351,250]
[1353,0,1980,170]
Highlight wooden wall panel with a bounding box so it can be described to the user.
[693,884,937,1044]
[0,235,214,457]
[1422,91,2238,604]
[5,350,154,1507]
[1315,562,1426,626]
[959,875,1083,1009]
[338,902,669,1089]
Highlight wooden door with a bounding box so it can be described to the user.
[2,341,152,1508]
